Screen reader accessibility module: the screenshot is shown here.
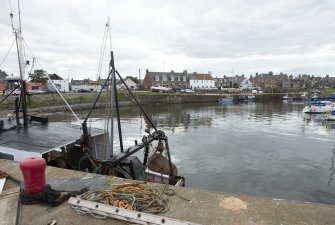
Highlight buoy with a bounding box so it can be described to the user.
[20,157,46,195]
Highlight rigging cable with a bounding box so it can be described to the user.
[96,25,108,81]
[22,39,81,122]
[95,23,110,158]
[8,0,13,13]
[0,39,15,68]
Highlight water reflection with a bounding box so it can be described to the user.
[328,144,335,186]
[50,101,335,204]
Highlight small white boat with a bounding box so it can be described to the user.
[301,92,307,100]
[239,95,255,102]
[282,93,293,101]
[151,86,172,92]
[302,101,335,114]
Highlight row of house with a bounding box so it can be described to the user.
[2,68,335,94]
[142,69,216,90]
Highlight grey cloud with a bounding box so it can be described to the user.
[0,0,335,79]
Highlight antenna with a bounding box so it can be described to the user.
[10,0,28,127]
[18,0,22,33]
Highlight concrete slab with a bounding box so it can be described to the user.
[0,187,20,225]
[0,159,334,225]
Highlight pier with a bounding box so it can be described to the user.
[1,159,334,225]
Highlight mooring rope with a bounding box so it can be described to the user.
[22,39,81,122]
[72,182,170,218]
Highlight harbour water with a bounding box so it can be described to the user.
[50,101,335,205]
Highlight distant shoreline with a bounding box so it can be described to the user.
[0,92,285,118]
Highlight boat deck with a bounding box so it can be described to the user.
[0,119,103,155]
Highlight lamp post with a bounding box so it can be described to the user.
[67,70,71,92]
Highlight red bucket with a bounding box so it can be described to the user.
[20,157,46,195]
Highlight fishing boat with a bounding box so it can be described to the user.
[0,8,184,186]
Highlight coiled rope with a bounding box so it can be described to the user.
[72,182,170,218]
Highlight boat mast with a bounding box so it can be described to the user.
[107,17,115,158]
[10,1,28,127]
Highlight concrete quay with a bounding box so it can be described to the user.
[0,159,334,225]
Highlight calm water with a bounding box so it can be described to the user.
[50,101,335,204]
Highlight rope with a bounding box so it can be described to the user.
[0,38,15,68]
[22,39,81,122]
[73,182,169,217]
[161,184,191,202]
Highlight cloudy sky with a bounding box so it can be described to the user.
[0,0,335,80]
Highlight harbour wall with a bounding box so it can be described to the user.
[134,93,282,104]
[0,93,283,117]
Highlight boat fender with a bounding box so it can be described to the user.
[148,153,178,177]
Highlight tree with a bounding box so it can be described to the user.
[28,69,47,84]
[126,76,139,84]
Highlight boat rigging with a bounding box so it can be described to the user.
[0,5,184,186]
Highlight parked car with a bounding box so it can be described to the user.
[28,89,46,95]
[78,89,91,93]
[180,89,195,93]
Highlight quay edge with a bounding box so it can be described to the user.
[1,159,334,225]
[0,93,284,117]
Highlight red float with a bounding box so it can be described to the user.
[20,157,46,195]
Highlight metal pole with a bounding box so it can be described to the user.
[114,74,124,153]
[15,98,20,127]
[83,70,112,124]
[164,137,174,184]
[115,70,157,131]
[14,32,28,127]
[109,51,115,158]
[107,17,115,158]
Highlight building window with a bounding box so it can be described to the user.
[171,75,174,81]
[155,75,159,81]
[163,75,167,82]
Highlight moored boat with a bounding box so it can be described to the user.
[302,101,335,114]
[239,95,255,102]
[218,95,234,105]
[0,9,184,186]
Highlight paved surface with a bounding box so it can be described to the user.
[0,159,335,225]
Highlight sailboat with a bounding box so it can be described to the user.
[0,5,184,186]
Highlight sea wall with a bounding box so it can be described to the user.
[134,93,282,104]
[0,93,284,117]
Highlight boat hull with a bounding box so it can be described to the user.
[302,101,335,114]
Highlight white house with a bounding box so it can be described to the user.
[189,73,215,90]
[239,78,253,91]
[47,74,69,92]
[116,78,137,90]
